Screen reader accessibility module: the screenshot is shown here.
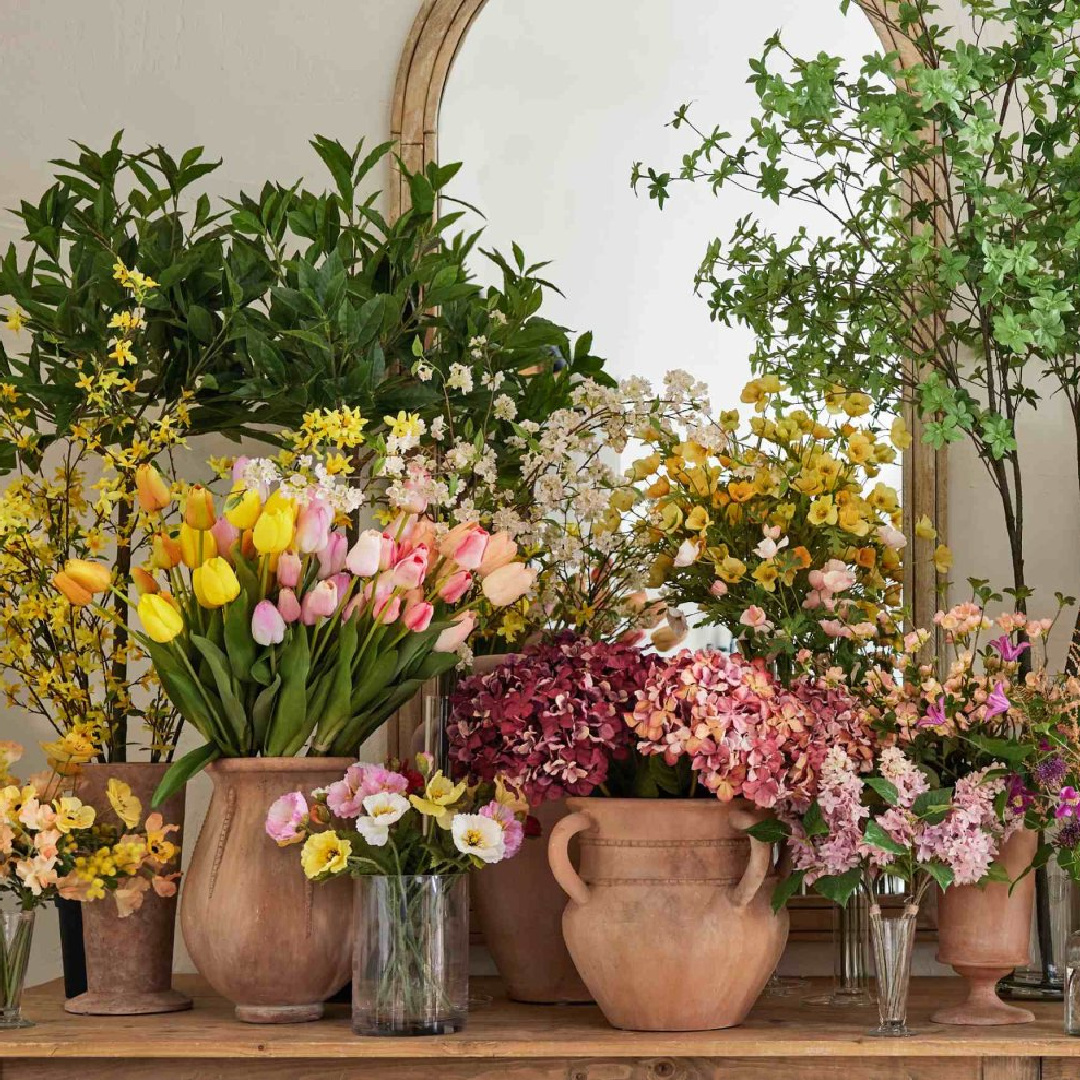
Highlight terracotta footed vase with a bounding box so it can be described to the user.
[549,797,788,1031]
[473,800,591,1003]
[65,763,190,1016]
[181,758,355,1024]
[932,828,1038,1026]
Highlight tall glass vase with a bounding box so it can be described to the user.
[1,910,35,1030]
[868,899,919,1037]
[807,888,874,1007]
[352,875,469,1036]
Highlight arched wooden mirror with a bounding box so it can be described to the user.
[389,0,946,938]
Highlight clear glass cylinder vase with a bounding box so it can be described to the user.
[1,910,35,1030]
[869,900,919,1037]
[352,875,468,1036]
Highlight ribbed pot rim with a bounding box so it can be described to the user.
[564,796,750,813]
[78,760,169,772]
[206,755,357,774]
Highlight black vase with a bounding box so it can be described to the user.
[57,898,87,999]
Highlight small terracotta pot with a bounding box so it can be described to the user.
[180,758,355,1023]
[549,797,788,1031]
[932,828,1038,1026]
[65,762,191,1016]
[474,800,591,1003]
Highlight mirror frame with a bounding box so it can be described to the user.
[385,6,947,939]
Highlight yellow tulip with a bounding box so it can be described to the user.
[263,489,298,519]
[63,559,112,594]
[192,557,241,608]
[252,508,294,555]
[224,486,262,530]
[183,485,217,531]
[138,593,185,643]
[180,522,217,569]
[135,463,172,512]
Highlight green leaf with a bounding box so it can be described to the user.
[923,861,954,892]
[223,594,256,683]
[747,818,791,844]
[866,777,900,806]
[863,820,907,857]
[251,674,281,750]
[190,634,249,750]
[152,743,221,807]
[309,617,359,755]
[815,866,863,907]
[770,868,807,913]
[266,627,311,756]
[802,799,828,838]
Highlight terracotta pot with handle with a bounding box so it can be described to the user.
[65,762,190,1015]
[180,758,355,1023]
[931,827,1038,1026]
[473,799,591,1003]
[549,797,788,1031]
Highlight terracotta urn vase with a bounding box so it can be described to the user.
[65,762,191,1015]
[180,758,355,1023]
[474,799,591,1003]
[932,827,1038,1026]
[549,797,788,1031]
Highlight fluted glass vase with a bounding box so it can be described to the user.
[868,900,919,1037]
[352,875,469,1036]
[1,910,35,1030]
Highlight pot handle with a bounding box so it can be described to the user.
[730,808,773,909]
[548,811,592,906]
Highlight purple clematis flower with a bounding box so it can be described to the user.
[983,681,1011,722]
[918,696,949,729]
[990,635,1029,663]
[1057,786,1080,820]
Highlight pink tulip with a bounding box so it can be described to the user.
[479,532,518,577]
[439,569,472,604]
[379,595,402,625]
[372,572,395,613]
[295,498,332,554]
[277,588,302,624]
[301,580,339,625]
[347,530,384,578]
[438,522,475,558]
[404,600,434,633]
[252,599,286,646]
[342,593,366,621]
[210,518,240,563]
[317,531,348,578]
[392,546,429,590]
[399,478,429,514]
[449,526,489,571]
[481,562,536,607]
[434,610,476,653]
[277,551,302,588]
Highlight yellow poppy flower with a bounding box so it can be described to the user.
[300,830,352,880]
[934,544,953,574]
[685,506,711,532]
[752,561,779,592]
[106,779,142,829]
[718,556,747,584]
[808,497,838,526]
[890,415,913,450]
[915,515,937,540]
[54,796,95,834]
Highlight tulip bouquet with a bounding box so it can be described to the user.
[632,377,940,671]
[123,437,535,801]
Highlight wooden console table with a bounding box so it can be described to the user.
[3,975,1079,1079]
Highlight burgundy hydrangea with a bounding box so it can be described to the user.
[447,636,656,805]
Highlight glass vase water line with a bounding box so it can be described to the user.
[1,910,35,1030]
[868,899,920,1037]
[352,874,468,1036]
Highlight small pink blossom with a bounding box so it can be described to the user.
[265,791,308,845]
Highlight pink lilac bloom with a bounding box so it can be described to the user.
[447,635,655,805]
[479,801,524,858]
[326,764,410,819]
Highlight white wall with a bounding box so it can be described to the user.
[0,0,419,987]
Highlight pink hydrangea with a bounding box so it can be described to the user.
[326,764,410,819]
[629,651,875,810]
[447,635,655,804]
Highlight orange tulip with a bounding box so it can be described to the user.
[131,567,160,596]
[54,571,92,606]
[62,559,112,594]
[135,463,171,513]
[150,532,182,571]
[183,485,216,531]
